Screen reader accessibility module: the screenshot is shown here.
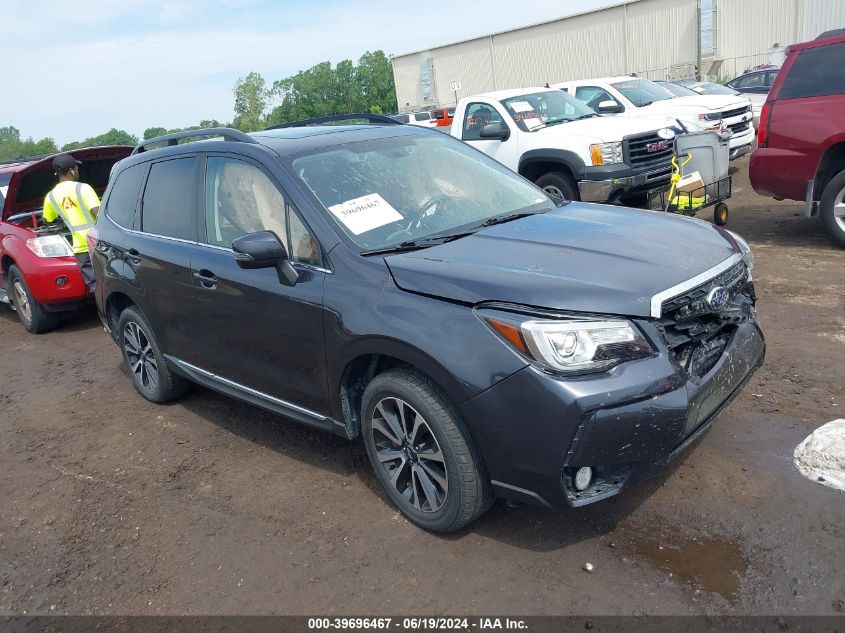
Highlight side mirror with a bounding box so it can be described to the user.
[479,122,510,141]
[232,230,299,286]
[597,100,624,114]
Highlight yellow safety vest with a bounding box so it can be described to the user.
[42,181,100,254]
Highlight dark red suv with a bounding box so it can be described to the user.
[750,31,845,247]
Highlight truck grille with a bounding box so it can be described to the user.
[658,263,755,379]
[721,105,751,119]
[624,132,675,171]
[729,121,750,134]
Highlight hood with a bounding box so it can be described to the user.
[1,146,133,219]
[644,95,748,114]
[385,204,739,318]
[535,115,672,143]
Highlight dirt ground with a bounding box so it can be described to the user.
[1,155,843,616]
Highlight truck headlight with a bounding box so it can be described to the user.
[727,230,754,272]
[26,235,74,258]
[699,112,723,122]
[478,310,654,374]
[589,142,623,166]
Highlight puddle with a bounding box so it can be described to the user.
[622,528,748,602]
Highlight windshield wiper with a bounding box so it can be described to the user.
[481,208,549,227]
[360,230,475,256]
[575,113,598,120]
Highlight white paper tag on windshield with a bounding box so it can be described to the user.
[509,101,533,113]
[0,186,7,198]
[328,193,404,235]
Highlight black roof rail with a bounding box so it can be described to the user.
[132,127,258,155]
[266,113,403,129]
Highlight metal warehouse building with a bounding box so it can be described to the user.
[391,0,845,111]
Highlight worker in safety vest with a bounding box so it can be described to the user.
[42,154,101,292]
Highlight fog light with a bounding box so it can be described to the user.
[55,276,68,287]
[574,467,593,491]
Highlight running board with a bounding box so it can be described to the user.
[165,355,349,437]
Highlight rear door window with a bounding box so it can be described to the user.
[779,42,845,99]
[140,157,198,240]
[393,114,410,123]
[104,163,146,229]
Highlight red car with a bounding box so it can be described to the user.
[0,146,133,332]
[749,31,845,247]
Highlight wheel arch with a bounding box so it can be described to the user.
[334,340,475,440]
[105,291,138,342]
[518,149,586,183]
[814,141,845,201]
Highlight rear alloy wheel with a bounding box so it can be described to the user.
[117,306,188,403]
[361,368,492,532]
[819,169,845,248]
[6,265,60,334]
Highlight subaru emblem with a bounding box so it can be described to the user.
[707,286,729,310]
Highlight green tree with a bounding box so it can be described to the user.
[261,50,397,128]
[61,128,138,150]
[0,125,59,161]
[143,126,168,140]
[233,72,269,132]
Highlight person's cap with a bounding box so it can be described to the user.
[53,153,82,172]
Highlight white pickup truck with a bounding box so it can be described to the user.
[553,76,754,159]
[450,87,682,204]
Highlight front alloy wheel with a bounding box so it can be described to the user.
[370,396,448,513]
[361,368,492,532]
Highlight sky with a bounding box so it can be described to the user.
[1,0,620,145]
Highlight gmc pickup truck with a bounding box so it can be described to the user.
[451,87,682,205]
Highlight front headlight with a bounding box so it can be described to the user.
[589,142,623,166]
[699,112,723,122]
[479,310,654,374]
[26,235,74,258]
[727,230,754,272]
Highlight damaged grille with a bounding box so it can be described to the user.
[658,263,755,379]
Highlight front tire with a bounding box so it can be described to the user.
[361,368,492,532]
[7,265,60,334]
[117,306,188,403]
[819,169,845,248]
[535,171,579,202]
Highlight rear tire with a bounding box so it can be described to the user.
[535,171,579,202]
[117,306,189,403]
[819,169,845,248]
[361,368,493,532]
[7,265,60,334]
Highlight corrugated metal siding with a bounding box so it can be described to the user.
[803,0,845,39]
[391,0,841,110]
[717,0,801,74]
[491,6,628,88]
[625,0,698,78]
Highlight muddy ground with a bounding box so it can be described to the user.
[1,155,843,616]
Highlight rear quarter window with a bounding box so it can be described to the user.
[779,42,845,99]
[103,163,146,228]
[140,157,198,240]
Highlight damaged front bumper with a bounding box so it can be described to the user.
[458,319,765,509]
